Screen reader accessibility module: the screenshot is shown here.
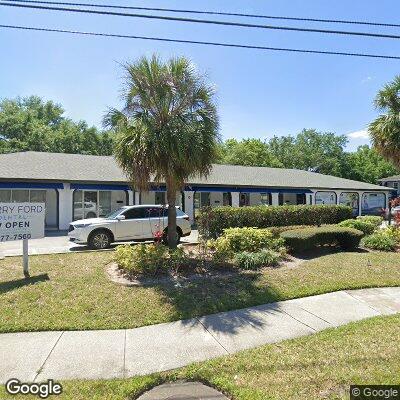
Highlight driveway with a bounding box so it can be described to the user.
[0,230,199,257]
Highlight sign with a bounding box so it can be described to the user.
[0,203,45,242]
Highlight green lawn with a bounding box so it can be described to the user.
[1,314,399,399]
[0,250,399,333]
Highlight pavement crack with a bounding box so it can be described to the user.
[34,331,64,382]
[195,318,230,354]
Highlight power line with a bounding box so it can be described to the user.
[2,2,400,41]
[1,24,400,60]
[3,0,400,28]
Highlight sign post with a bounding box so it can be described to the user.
[0,203,45,277]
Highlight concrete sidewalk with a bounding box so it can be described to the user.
[1,287,399,383]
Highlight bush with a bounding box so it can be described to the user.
[198,205,352,238]
[268,224,327,237]
[210,227,285,264]
[281,226,363,252]
[233,250,280,270]
[361,232,397,252]
[338,219,376,235]
[114,244,188,276]
[357,215,383,229]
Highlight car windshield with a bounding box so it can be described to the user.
[105,208,125,219]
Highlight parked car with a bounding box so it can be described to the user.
[68,205,191,249]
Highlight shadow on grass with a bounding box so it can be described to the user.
[151,271,284,334]
[291,246,369,261]
[0,273,49,294]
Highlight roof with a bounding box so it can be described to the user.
[0,151,389,191]
[379,175,400,182]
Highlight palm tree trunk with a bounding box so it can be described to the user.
[166,179,177,248]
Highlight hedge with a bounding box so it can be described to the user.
[197,205,353,238]
[280,226,364,252]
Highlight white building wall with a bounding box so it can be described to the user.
[141,191,155,204]
[184,191,194,223]
[111,191,126,210]
[58,183,73,230]
[209,192,223,207]
[231,192,240,207]
[45,189,58,227]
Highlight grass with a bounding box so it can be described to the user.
[1,314,399,399]
[0,250,399,332]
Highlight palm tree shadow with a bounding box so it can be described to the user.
[0,274,49,295]
[152,271,283,335]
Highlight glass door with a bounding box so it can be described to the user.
[83,191,98,219]
[99,191,111,217]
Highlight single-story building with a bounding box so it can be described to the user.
[378,175,400,196]
[0,151,393,230]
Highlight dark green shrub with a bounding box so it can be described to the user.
[268,224,325,237]
[198,205,352,238]
[280,226,363,252]
[233,250,280,270]
[338,219,376,235]
[361,231,397,251]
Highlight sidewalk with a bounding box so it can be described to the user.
[1,287,399,383]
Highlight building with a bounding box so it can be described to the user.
[379,175,400,196]
[0,151,392,230]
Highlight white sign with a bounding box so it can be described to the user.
[0,203,45,242]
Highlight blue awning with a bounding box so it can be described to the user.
[0,182,64,189]
[70,183,130,191]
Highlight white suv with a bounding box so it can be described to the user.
[68,205,191,249]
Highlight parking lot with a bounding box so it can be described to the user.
[0,230,199,257]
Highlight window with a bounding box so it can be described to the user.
[30,190,46,203]
[362,193,386,216]
[260,193,271,205]
[73,190,84,220]
[154,192,166,205]
[0,190,11,202]
[394,182,399,190]
[239,193,250,207]
[11,190,29,203]
[99,191,111,217]
[315,191,337,205]
[339,192,359,216]
[123,207,147,219]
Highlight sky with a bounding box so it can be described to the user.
[1,0,400,151]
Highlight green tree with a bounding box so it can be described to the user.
[105,55,219,248]
[218,138,283,167]
[344,145,398,184]
[0,96,114,155]
[369,75,400,167]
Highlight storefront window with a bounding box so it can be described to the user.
[73,190,83,220]
[339,192,359,216]
[154,192,166,205]
[0,190,11,202]
[99,191,111,217]
[239,193,250,207]
[11,190,29,203]
[315,191,337,205]
[30,190,46,203]
[260,193,270,205]
[362,192,386,216]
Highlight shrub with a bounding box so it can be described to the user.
[233,250,280,270]
[114,244,188,276]
[338,219,376,235]
[361,232,397,251]
[280,226,363,252]
[268,224,326,237]
[198,205,352,238]
[357,215,383,228]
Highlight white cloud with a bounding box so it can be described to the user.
[347,129,369,139]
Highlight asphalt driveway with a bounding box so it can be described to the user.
[0,230,199,257]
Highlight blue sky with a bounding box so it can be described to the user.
[1,0,400,151]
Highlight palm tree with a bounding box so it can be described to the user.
[369,75,400,167]
[104,55,219,248]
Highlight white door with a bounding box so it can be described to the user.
[114,208,146,240]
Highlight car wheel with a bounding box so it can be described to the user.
[88,230,112,250]
[162,229,181,245]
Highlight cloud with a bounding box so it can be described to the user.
[361,76,373,84]
[347,129,369,139]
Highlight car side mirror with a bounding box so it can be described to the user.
[115,215,126,221]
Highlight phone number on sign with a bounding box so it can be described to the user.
[0,233,32,242]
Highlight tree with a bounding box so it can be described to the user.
[218,138,283,167]
[369,75,400,167]
[0,96,114,155]
[105,55,219,248]
[344,145,398,184]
